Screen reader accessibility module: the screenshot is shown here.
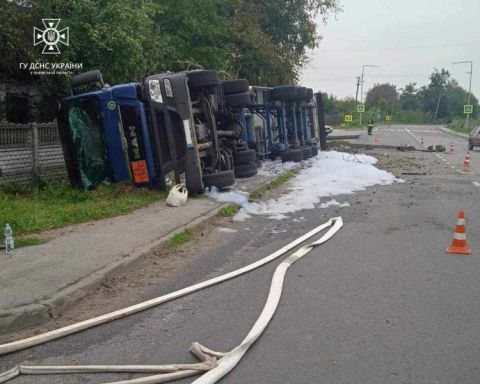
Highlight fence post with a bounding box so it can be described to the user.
[31,122,39,184]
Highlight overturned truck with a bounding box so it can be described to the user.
[58,70,321,193]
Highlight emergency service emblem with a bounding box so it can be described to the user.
[33,19,69,54]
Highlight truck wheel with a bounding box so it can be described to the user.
[187,70,221,90]
[224,92,254,107]
[223,79,249,95]
[302,146,312,159]
[306,88,313,100]
[233,149,256,165]
[280,149,303,163]
[310,145,318,156]
[203,170,235,190]
[234,162,258,178]
[295,87,308,101]
[270,85,299,101]
[468,140,474,150]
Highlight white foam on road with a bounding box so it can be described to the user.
[206,150,400,221]
[216,227,238,233]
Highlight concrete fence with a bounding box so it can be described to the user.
[0,121,67,185]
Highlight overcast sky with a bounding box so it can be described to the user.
[300,0,480,102]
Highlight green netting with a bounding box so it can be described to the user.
[67,106,110,189]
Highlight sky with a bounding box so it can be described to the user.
[300,0,480,102]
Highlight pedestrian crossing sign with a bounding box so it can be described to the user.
[345,114,353,122]
[464,105,473,114]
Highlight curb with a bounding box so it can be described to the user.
[438,126,469,139]
[0,203,225,335]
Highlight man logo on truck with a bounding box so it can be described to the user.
[129,125,141,160]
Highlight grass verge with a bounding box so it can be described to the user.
[448,119,478,134]
[0,181,167,236]
[169,229,193,248]
[249,168,301,200]
[218,203,240,217]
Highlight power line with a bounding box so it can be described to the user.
[302,72,469,80]
[315,43,480,53]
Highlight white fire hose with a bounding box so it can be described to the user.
[0,217,343,383]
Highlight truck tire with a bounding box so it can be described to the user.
[234,162,258,178]
[295,87,308,101]
[468,140,474,150]
[280,149,303,163]
[187,70,221,90]
[233,149,256,165]
[223,79,249,95]
[270,85,299,101]
[310,145,318,157]
[302,146,312,159]
[224,92,254,107]
[203,170,235,190]
[306,88,313,100]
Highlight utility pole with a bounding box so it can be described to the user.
[453,60,473,129]
[355,76,360,103]
[433,89,443,121]
[359,64,379,126]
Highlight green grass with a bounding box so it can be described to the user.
[250,168,301,200]
[218,203,240,217]
[448,119,479,134]
[169,229,192,248]
[0,181,167,236]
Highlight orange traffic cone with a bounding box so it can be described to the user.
[449,142,455,154]
[446,210,471,255]
[420,136,424,145]
[463,152,471,168]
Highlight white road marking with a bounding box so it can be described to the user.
[473,182,480,187]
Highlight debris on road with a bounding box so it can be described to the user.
[326,134,360,141]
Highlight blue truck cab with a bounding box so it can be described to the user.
[58,70,157,189]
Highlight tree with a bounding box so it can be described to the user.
[399,83,420,111]
[1,0,341,120]
[417,68,450,119]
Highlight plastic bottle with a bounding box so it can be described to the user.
[4,224,14,254]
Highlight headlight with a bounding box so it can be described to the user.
[148,80,163,103]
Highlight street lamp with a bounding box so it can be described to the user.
[359,64,379,125]
[453,60,473,129]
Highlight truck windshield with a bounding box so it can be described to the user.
[66,98,112,189]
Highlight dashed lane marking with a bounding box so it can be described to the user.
[473,182,480,187]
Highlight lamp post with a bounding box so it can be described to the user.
[453,60,473,129]
[359,64,379,125]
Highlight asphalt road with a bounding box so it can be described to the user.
[1,124,480,383]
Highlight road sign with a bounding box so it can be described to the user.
[464,105,473,114]
[385,115,391,121]
[345,115,353,122]
[357,104,365,113]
